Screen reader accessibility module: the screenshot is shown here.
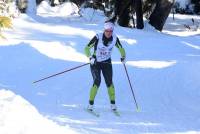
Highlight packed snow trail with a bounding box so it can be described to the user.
[0,3,200,133]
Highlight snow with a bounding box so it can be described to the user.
[0,1,200,134]
[0,89,78,134]
[37,1,79,16]
[27,0,37,15]
[163,14,200,36]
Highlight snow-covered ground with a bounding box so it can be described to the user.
[0,1,200,134]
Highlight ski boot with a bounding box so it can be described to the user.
[87,104,94,111]
[111,104,117,111]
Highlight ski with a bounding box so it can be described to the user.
[85,109,100,117]
[112,110,120,116]
[84,108,120,117]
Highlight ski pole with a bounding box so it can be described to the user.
[122,62,140,111]
[33,63,90,84]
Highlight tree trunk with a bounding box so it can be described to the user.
[149,0,174,31]
[118,7,130,27]
[50,0,55,6]
[112,0,144,28]
[134,0,144,29]
[115,0,131,27]
[36,0,43,5]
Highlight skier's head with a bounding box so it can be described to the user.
[104,21,114,38]
[104,21,114,31]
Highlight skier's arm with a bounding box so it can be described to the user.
[84,36,98,57]
[115,37,126,58]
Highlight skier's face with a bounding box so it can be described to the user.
[104,29,113,38]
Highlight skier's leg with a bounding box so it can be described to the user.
[89,63,101,105]
[107,84,115,104]
[102,62,116,104]
[89,85,98,105]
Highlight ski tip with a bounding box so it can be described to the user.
[85,109,100,117]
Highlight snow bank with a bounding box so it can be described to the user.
[0,89,79,134]
[127,60,177,69]
[37,1,79,16]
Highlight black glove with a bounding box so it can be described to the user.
[89,56,96,65]
[120,57,126,63]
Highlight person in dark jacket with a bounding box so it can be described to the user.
[84,21,126,111]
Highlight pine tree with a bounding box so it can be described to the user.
[149,0,174,31]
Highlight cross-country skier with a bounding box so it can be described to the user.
[84,21,126,111]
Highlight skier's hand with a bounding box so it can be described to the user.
[120,57,126,63]
[90,56,96,65]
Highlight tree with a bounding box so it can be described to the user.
[113,0,144,29]
[143,0,157,18]
[191,0,200,14]
[134,0,144,29]
[70,0,86,7]
[16,0,28,13]
[149,0,174,31]
[36,0,43,5]
[50,0,56,6]
[115,0,131,27]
